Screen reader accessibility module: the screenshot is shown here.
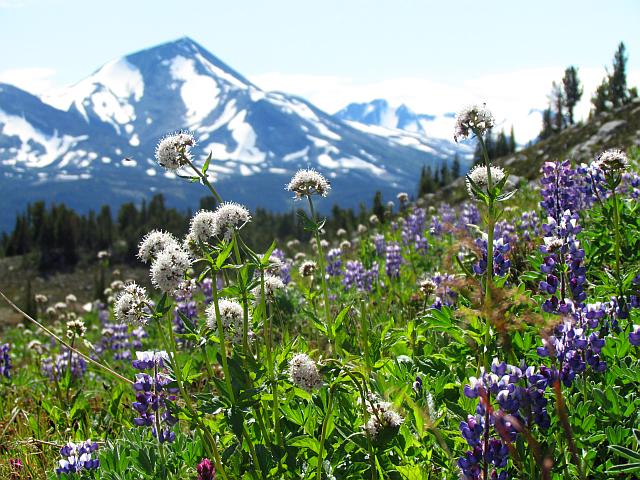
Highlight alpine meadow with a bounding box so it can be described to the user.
[1,4,640,480]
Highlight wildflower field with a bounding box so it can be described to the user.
[2,105,640,480]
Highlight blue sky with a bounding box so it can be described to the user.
[1,0,639,140]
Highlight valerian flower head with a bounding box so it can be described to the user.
[150,245,192,293]
[418,277,437,297]
[286,169,331,199]
[189,210,218,244]
[288,353,322,391]
[299,260,317,277]
[465,164,506,200]
[138,230,179,264]
[155,132,196,170]
[362,395,404,444]
[454,104,494,142]
[66,319,86,339]
[253,274,285,304]
[396,192,409,203]
[213,202,251,241]
[114,283,151,325]
[594,149,628,172]
[205,298,248,344]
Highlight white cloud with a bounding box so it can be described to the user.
[0,67,58,95]
[251,67,640,143]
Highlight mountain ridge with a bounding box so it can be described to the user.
[0,37,470,231]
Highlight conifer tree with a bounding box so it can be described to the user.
[591,78,610,115]
[609,42,628,108]
[452,154,461,178]
[509,126,516,153]
[562,66,583,125]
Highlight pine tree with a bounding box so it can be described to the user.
[551,82,565,132]
[508,126,516,153]
[609,42,628,108]
[539,108,554,140]
[496,130,509,158]
[452,154,461,178]
[440,163,451,186]
[372,191,385,222]
[562,66,582,125]
[591,77,610,115]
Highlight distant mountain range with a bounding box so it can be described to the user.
[335,99,455,139]
[0,37,471,230]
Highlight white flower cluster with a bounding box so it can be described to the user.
[114,283,151,325]
[299,260,317,277]
[138,230,179,263]
[150,244,192,293]
[593,148,628,174]
[454,104,494,142]
[396,192,409,203]
[465,164,506,200]
[362,395,404,442]
[418,278,437,296]
[253,274,285,304]
[212,202,251,241]
[189,210,217,243]
[286,169,331,199]
[155,132,195,170]
[205,298,247,344]
[288,353,322,391]
[66,319,86,338]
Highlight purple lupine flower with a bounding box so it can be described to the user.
[98,323,135,361]
[326,248,343,277]
[430,272,458,309]
[629,325,640,346]
[132,372,179,443]
[0,343,11,379]
[458,202,481,230]
[384,242,402,279]
[271,248,292,285]
[173,281,198,336]
[472,236,511,277]
[402,207,428,252]
[516,211,540,242]
[42,350,87,381]
[55,440,99,474]
[538,216,587,314]
[459,360,553,479]
[540,160,590,218]
[372,234,386,256]
[537,308,607,387]
[132,350,170,370]
[343,261,378,292]
[197,458,216,480]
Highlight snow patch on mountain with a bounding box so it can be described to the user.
[169,55,220,124]
[0,109,86,168]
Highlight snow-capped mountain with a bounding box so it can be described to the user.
[0,37,469,230]
[334,99,459,140]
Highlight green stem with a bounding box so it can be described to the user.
[611,188,625,311]
[307,195,334,350]
[361,300,371,374]
[186,157,223,204]
[261,271,283,448]
[476,132,496,372]
[157,319,228,480]
[210,274,235,402]
[316,387,335,480]
[232,233,251,360]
